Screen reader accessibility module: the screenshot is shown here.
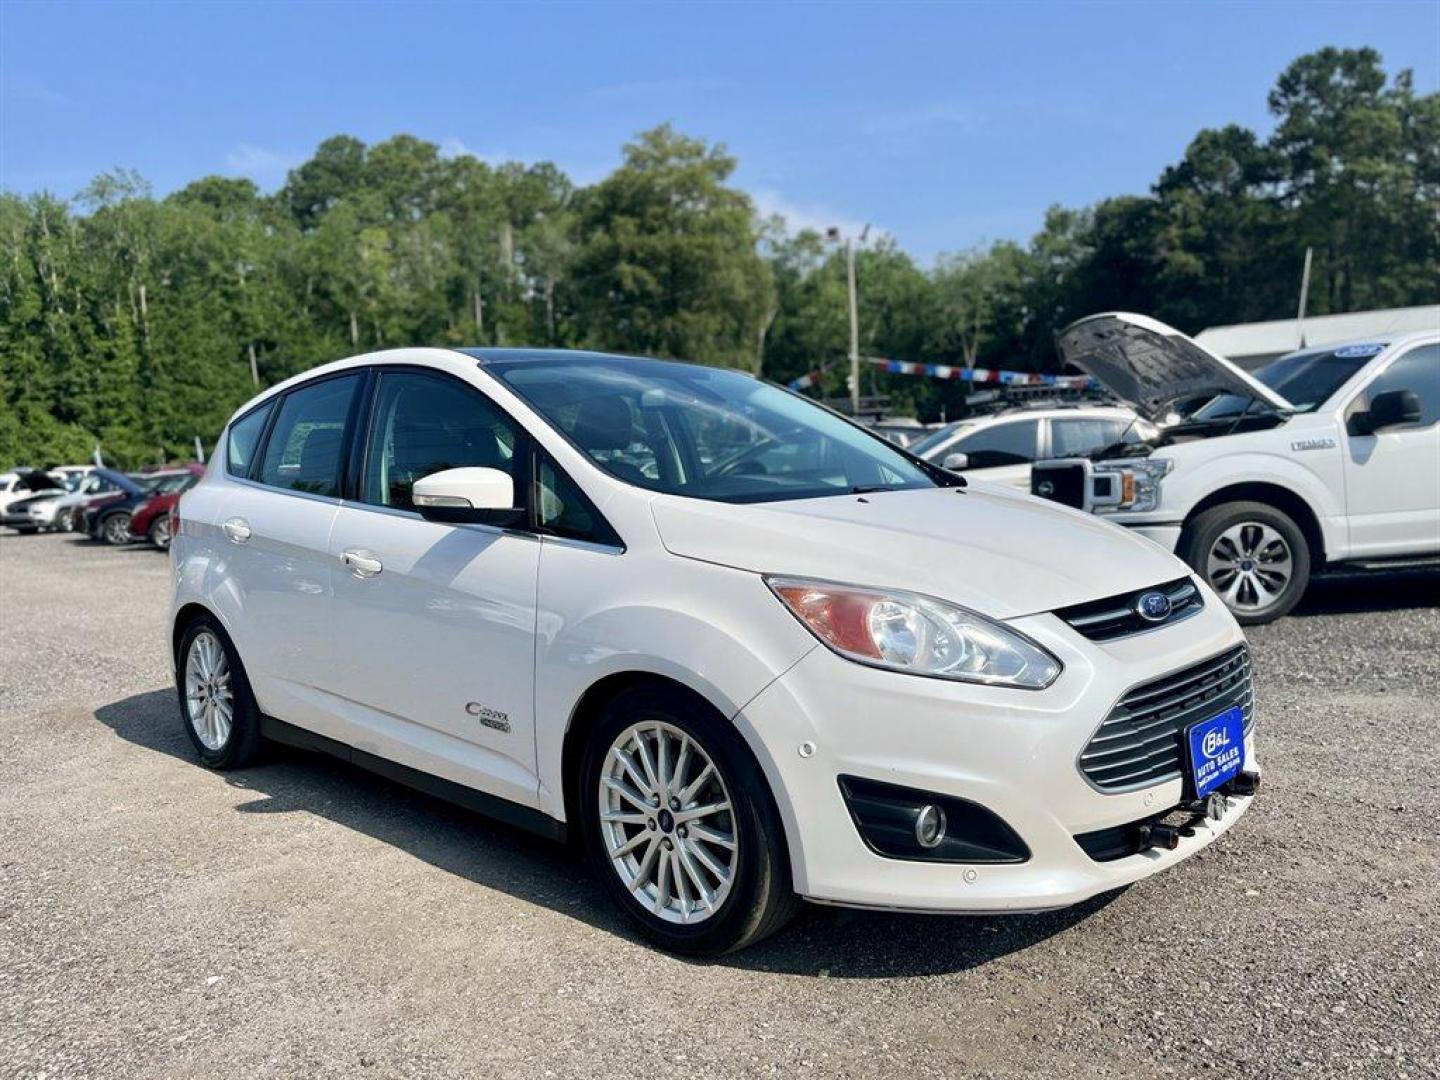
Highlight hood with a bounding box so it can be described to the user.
[650,484,1187,620]
[13,470,63,493]
[94,467,144,497]
[1057,312,1293,423]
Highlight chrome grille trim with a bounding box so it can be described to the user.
[1078,645,1254,793]
[1056,577,1204,643]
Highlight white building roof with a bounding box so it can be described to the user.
[1195,305,1440,365]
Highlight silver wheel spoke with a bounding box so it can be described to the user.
[679,762,714,805]
[602,777,652,813]
[684,834,729,882]
[687,823,736,850]
[669,736,691,798]
[674,800,730,825]
[611,747,653,800]
[676,841,714,907]
[609,830,649,860]
[597,720,738,926]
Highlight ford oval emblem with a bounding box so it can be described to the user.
[1135,590,1173,623]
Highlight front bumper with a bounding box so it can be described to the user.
[734,597,1256,912]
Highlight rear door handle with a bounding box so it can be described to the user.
[342,549,383,578]
[222,517,251,544]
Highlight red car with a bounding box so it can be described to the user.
[127,465,204,550]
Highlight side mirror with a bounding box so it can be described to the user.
[412,467,523,526]
[1352,389,1421,436]
[941,451,970,472]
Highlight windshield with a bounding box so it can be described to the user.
[909,422,976,458]
[490,358,950,503]
[152,473,196,493]
[1191,345,1380,421]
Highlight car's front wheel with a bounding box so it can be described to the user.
[55,508,75,532]
[176,616,264,768]
[102,512,132,546]
[580,683,798,955]
[1182,500,1311,624]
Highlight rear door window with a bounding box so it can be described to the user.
[257,376,361,497]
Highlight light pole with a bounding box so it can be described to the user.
[828,223,869,416]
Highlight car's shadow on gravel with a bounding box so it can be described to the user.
[95,688,1117,978]
[1294,568,1440,616]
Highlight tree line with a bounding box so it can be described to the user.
[1,47,1435,469]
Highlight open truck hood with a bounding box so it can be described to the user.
[1057,312,1293,423]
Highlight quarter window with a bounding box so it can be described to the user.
[258,375,361,497]
[536,457,619,546]
[226,403,273,479]
[1358,344,1440,428]
[362,371,519,510]
[952,420,1039,469]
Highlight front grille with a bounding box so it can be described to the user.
[1078,645,1253,792]
[1031,461,1086,508]
[1056,577,1204,642]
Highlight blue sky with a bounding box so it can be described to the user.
[2,1,1437,263]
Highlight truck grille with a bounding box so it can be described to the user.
[1056,577,1204,642]
[1078,645,1253,792]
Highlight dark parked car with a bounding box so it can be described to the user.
[87,470,197,545]
[76,469,157,541]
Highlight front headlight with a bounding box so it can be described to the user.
[766,577,1061,689]
[1094,457,1173,513]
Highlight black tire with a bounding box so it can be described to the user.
[579,683,800,956]
[1181,500,1312,625]
[55,508,74,532]
[101,511,132,545]
[148,515,172,551]
[175,614,265,769]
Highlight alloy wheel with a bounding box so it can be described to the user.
[1206,521,1293,613]
[104,514,131,545]
[151,517,172,550]
[598,720,739,925]
[184,631,234,751]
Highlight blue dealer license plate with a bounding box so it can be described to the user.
[1187,706,1245,798]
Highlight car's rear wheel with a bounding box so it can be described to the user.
[1182,500,1311,624]
[102,512,132,546]
[148,516,172,551]
[579,683,799,955]
[176,616,264,768]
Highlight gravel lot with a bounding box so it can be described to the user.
[2,530,1438,1079]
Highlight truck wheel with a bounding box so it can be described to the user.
[1182,501,1311,625]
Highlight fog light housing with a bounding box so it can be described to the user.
[838,776,1029,864]
[914,804,946,848]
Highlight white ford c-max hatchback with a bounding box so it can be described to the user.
[171,347,1260,954]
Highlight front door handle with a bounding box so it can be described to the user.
[342,549,383,578]
[222,517,251,544]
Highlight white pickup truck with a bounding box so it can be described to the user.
[1029,312,1440,623]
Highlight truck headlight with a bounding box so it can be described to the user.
[1094,458,1173,513]
[766,577,1061,689]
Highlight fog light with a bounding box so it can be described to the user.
[914,804,947,849]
